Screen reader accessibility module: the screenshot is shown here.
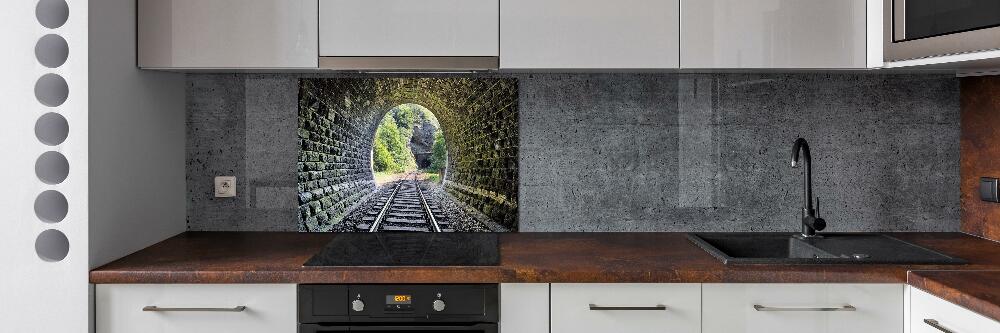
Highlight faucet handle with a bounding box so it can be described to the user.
[811,216,827,232]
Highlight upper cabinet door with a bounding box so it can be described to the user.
[681,0,869,69]
[138,0,318,69]
[319,0,500,57]
[501,0,680,69]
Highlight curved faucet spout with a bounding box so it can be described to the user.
[791,138,813,211]
[791,138,810,168]
[791,138,824,237]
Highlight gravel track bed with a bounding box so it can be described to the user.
[335,180,496,232]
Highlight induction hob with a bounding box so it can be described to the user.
[303,233,500,266]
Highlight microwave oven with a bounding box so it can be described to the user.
[884,0,1000,62]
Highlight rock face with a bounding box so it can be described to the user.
[410,118,437,168]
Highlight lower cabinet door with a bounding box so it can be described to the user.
[551,283,701,333]
[96,284,297,333]
[500,283,548,333]
[702,283,903,333]
[910,287,1000,333]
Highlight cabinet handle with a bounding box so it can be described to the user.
[142,306,247,312]
[923,319,956,333]
[753,304,856,312]
[589,304,667,311]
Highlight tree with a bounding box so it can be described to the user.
[429,130,447,172]
[393,104,417,132]
[372,113,416,173]
[372,138,396,172]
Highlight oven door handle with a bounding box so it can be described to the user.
[299,323,498,332]
[298,324,349,333]
[348,323,497,332]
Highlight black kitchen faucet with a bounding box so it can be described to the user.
[791,138,826,238]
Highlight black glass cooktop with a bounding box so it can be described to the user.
[304,233,500,266]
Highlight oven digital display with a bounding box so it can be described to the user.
[386,295,412,304]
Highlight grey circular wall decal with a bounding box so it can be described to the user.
[35,151,69,184]
[34,190,68,223]
[35,112,69,146]
[35,229,69,262]
[35,34,69,68]
[34,73,69,107]
[36,0,69,29]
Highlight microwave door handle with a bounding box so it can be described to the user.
[893,0,906,41]
[297,324,349,333]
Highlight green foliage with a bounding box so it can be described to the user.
[392,105,414,141]
[373,104,447,175]
[372,138,395,172]
[429,130,447,172]
[425,173,441,183]
[372,114,416,173]
[393,104,417,130]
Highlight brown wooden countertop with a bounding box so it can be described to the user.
[91,232,1000,285]
[908,270,1000,322]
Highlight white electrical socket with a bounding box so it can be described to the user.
[215,176,236,198]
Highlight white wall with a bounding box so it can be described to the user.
[88,0,186,269]
[0,0,90,331]
[1,0,184,330]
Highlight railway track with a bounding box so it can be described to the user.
[357,175,451,232]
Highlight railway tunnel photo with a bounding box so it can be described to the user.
[297,78,518,233]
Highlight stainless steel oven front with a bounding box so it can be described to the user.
[884,0,1000,62]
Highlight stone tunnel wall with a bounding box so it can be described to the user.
[297,80,383,231]
[296,78,519,231]
[439,81,519,231]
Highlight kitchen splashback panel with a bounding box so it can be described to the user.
[186,73,960,232]
[296,78,518,232]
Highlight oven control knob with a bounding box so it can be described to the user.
[351,299,365,312]
[432,299,446,312]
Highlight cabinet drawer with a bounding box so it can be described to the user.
[551,283,700,333]
[910,287,1000,333]
[96,284,296,333]
[703,283,903,333]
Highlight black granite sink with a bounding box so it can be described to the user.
[687,233,966,265]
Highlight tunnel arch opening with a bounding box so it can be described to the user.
[369,103,449,187]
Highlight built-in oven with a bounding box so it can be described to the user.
[299,284,498,333]
[884,0,1000,61]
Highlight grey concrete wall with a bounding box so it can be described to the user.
[187,75,299,231]
[520,73,959,232]
[186,73,960,232]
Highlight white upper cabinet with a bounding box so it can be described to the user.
[680,0,872,69]
[501,0,680,69]
[132,0,884,70]
[319,0,500,57]
[138,0,319,69]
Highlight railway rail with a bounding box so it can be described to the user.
[359,175,450,232]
